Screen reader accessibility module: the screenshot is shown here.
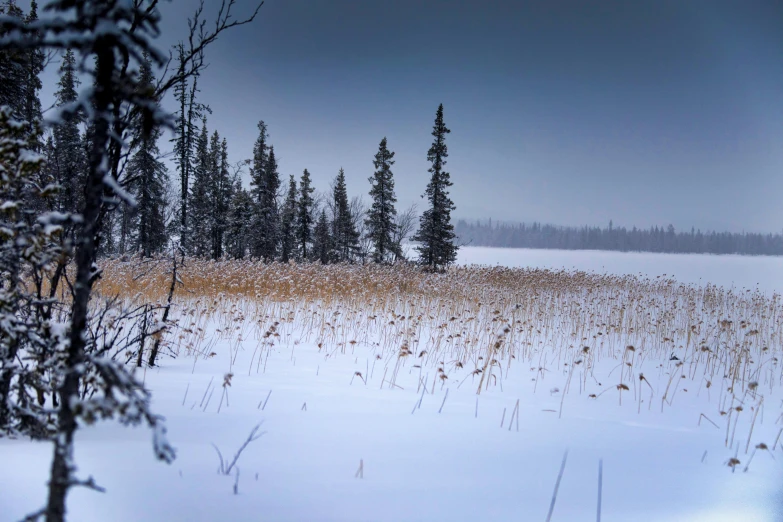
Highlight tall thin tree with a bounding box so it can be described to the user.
[331,167,359,262]
[248,120,269,257]
[52,49,85,215]
[280,174,298,263]
[296,168,314,260]
[313,208,332,264]
[126,53,168,257]
[366,137,397,264]
[414,104,458,270]
[188,120,212,256]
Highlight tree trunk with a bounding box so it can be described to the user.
[45,43,115,522]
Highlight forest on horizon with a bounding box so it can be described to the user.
[455,219,783,256]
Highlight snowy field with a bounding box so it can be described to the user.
[1,250,782,522]
[459,246,783,293]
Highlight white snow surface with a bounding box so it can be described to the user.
[1,249,782,522]
[459,246,783,293]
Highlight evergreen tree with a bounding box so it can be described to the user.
[188,120,211,256]
[172,44,208,251]
[279,175,298,263]
[210,136,232,259]
[313,209,332,264]
[256,144,280,261]
[248,120,269,257]
[331,168,359,262]
[225,179,253,259]
[0,1,26,119]
[296,168,314,260]
[125,53,168,257]
[52,49,86,215]
[414,104,458,270]
[366,137,397,264]
[22,1,44,132]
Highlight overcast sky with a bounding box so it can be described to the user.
[36,0,783,233]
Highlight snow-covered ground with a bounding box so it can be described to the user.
[459,246,783,293]
[1,251,782,522]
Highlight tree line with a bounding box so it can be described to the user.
[42,31,459,270]
[456,219,783,256]
[173,106,458,269]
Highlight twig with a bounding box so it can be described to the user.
[698,413,719,429]
[438,389,449,414]
[258,389,272,410]
[199,376,214,408]
[211,422,266,476]
[596,458,603,522]
[546,450,569,522]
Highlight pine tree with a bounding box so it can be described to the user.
[296,168,314,260]
[366,137,397,264]
[279,175,298,263]
[331,168,359,262]
[312,209,332,264]
[414,104,458,270]
[52,49,85,215]
[126,55,168,257]
[189,120,211,256]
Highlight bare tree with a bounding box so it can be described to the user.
[392,203,418,263]
[349,195,371,264]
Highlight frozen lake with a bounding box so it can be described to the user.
[458,246,783,292]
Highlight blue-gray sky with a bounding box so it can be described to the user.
[41,0,783,233]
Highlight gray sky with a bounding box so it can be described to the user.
[37,0,783,233]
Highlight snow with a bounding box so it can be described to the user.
[1,249,782,521]
[459,246,783,293]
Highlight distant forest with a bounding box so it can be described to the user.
[455,220,783,256]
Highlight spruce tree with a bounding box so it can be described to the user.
[248,120,269,257]
[225,179,253,259]
[366,137,397,264]
[53,49,85,215]
[257,146,280,260]
[296,168,314,260]
[172,44,208,251]
[414,104,458,270]
[312,209,332,264]
[126,54,168,257]
[208,134,231,259]
[22,1,44,132]
[188,120,211,256]
[0,1,26,119]
[279,175,298,263]
[331,168,359,262]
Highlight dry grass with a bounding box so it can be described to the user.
[95,256,783,456]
